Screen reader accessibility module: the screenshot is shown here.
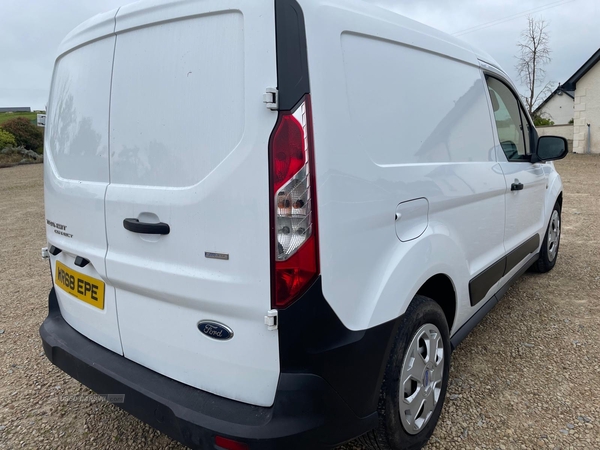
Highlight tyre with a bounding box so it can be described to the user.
[532,202,561,273]
[357,295,450,450]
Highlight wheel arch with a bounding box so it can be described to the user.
[416,274,457,332]
[546,170,563,221]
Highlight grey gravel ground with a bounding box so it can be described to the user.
[1,154,599,450]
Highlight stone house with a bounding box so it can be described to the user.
[535,48,600,153]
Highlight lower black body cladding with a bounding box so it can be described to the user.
[278,277,401,419]
[469,234,540,306]
[40,286,394,449]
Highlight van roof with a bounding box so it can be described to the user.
[330,0,502,70]
[352,0,500,68]
[57,0,500,69]
[57,7,119,58]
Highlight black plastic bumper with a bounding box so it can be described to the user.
[40,288,378,449]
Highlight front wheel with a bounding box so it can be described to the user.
[357,296,450,450]
[533,203,561,273]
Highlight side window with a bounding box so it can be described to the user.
[486,77,529,162]
[519,107,532,153]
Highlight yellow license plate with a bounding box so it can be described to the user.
[55,261,105,309]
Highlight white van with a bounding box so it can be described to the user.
[40,0,568,449]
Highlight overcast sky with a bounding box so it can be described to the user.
[1,0,598,110]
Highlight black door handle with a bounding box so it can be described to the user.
[123,218,170,235]
[511,182,524,191]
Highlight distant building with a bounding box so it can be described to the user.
[0,107,31,113]
[535,48,600,153]
[535,87,574,125]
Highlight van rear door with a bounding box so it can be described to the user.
[44,10,123,355]
[104,1,279,407]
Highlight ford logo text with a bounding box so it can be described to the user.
[197,321,234,341]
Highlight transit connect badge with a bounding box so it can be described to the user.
[197,321,234,341]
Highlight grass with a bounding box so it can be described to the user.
[0,112,43,126]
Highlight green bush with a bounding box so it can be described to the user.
[0,128,17,149]
[533,116,555,127]
[0,117,43,152]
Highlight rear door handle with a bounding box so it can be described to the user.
[511,182,524,191]
[123,218,170,235]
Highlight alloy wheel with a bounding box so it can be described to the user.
[399,323,445,435]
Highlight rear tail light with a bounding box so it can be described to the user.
[269,95,319,308]
[214,436,249,450]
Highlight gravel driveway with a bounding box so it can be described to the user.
[1,155,599,449]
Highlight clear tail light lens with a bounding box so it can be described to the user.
[269,95,319,308]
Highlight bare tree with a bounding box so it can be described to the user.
[515,17,555,115]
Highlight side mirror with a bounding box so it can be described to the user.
[532,136,569,163]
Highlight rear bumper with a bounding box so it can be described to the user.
[40,288,377,449]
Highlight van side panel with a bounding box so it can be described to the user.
[300,0,507,333]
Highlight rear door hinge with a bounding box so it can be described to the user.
[263,88,278,111]
[264,309,278,331]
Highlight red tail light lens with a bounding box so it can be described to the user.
[214,436,249,450]
[269,95,319,308]
[272,115,306,192]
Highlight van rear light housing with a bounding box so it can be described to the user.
[269,95,319,308]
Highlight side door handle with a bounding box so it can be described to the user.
[123,218,170,235]
[511,181,524,191]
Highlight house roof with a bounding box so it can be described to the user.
[534,85,574,114]
[562,47,600,91]
[535,47,600,114]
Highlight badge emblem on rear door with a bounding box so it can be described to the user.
[197,321,234,341]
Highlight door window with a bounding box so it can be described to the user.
[486,77,530,162]
[519,107,533,153]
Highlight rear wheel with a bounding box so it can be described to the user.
[533,203,561,273]
[357,296,450,450]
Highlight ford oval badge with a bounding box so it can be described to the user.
[197,321,234,341]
